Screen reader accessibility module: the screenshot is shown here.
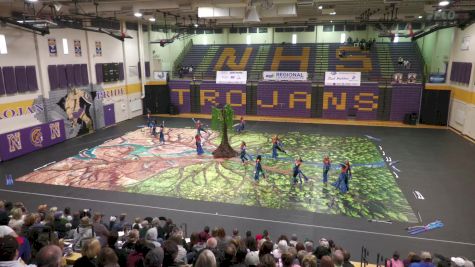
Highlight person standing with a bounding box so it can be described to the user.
[332,164,349,193]
[292,157,308,184]
[159,122,165,144]
[195,134,204,155]
[254,155,266,181]
[323,155,331,183]
[240,141,252,164]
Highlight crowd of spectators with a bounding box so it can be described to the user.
[0,200,473,267]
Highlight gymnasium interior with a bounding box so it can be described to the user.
[0,0,475,266]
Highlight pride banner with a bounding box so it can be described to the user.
[0,120,66,161]
[199,81,246,115]
[256,81,312,117]
[169,80,191,113]
[322,83,379,120]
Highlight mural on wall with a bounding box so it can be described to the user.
[61,88,94,135]
[44,87,95,138]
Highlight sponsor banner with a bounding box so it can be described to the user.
[216,71,247,84]
[153,71,168,82]
[0,120,66,161]
[262,71,308,81]
[325,71,361,86]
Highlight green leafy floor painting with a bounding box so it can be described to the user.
[126,129,417,223]
[18,127,417,222]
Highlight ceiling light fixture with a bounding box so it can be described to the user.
[149,17,156,22]
[437,9,442,12]
[134,12,143,18]
[330,11,336,15]
[418,15,423,19]
[318,5,323,10]
[194,23,198,28]
[439,1,449,7]
[26,0,38,2]
[330,20,333,23]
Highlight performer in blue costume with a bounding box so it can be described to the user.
[332,163,349,193]
[192,118,207,135]
[159,121,165,144]
[254,155,266,181]
[195,134,204,155]
[240,141,252,164]
[292,157,308,184]
[234,116,245,133]
[151,120,158,137]
[271,135,286,159]
[322,155,331,183]
[344,160,352,190]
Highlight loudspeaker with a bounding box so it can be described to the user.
[144,85,170,114]
[420,89,450,126]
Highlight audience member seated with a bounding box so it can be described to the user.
[35,245,63,267]
[398,57,404,66]
[0,199,473,267]
[73,238,101,267]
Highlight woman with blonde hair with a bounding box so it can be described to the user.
[194,249,216,267]
[74,238,101,267]
[8,207,24,229]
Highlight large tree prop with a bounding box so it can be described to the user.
[211,105,238,158]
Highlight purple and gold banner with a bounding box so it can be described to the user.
[322,83,379,120]
[256,81,312,117]
[169,80,191,113]
[390,84,422,121]
[199,81,246,115]
[0,120,66,161]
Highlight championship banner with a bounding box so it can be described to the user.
[325,71,361,86]
[0,120,66,161]
[263,71,308,81]
[216,71,247,84]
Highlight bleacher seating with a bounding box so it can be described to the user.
[175,43,424,83]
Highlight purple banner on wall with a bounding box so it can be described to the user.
[322,83,379,120]
[257,81,312,117]
[389,84,422,121]
[199,81,246,115]
[0,120,66,161]
[169,80,191,113]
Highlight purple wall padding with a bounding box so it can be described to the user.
[169,80,191,113]
[389,84,423,121]
[26,66,38,92]
[73,64,82,86]
[145,61,151,77]
[2,67,17,94]
[0,120,66,161]
[137,62,141,78]
[450,62,472,84]
[80,64,89,85]
[14,66,28,93]
[322,83,380,120]
[95,63,103,84]
[257,81,312,117]
[118,63,124,81]
[48,65,59,90]
[66,64,75,87]
[0,67,5,95]
[199,81,246,115]
[57,65,68,89]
